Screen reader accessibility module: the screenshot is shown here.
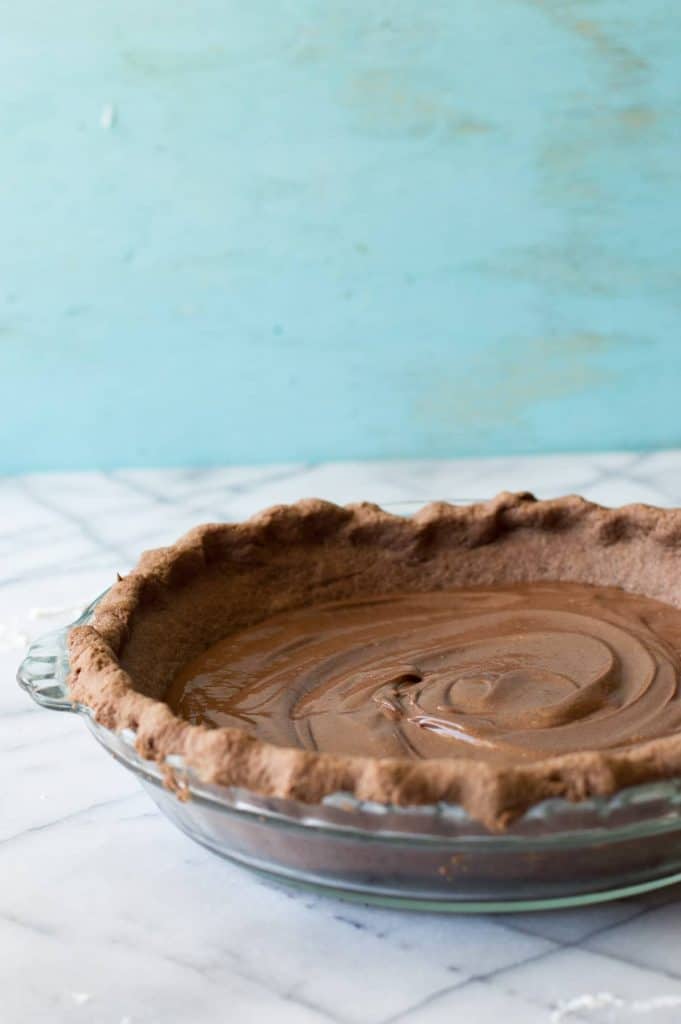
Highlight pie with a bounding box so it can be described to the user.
[68,492,681,829]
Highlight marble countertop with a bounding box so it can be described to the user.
[6,453,681,1024]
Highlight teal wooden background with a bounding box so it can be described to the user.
[1,1,680,472]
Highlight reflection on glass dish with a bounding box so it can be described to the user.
[18,593,681,913]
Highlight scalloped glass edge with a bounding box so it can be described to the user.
[17,591,681,847]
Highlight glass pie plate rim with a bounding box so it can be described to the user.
[17,502,681,912]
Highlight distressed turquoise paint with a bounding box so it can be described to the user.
[0,1,680,471]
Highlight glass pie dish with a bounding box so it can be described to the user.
[17,594,681,913]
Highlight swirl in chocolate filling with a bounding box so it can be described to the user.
[166,582,681,763]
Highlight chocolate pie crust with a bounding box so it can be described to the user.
[68,492,681,830]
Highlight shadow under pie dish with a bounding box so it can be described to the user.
[18,493,681,910]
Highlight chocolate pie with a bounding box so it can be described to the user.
[68,493,681,829]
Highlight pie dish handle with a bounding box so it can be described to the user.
[17,626,78,714]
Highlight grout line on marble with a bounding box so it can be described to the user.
[0,522,66,546]
[0,553,120,591]
[0,706,40,720]
[380,943,561,1024]
[469,953,612,1024]
[581,931,681,985]
[220,462,316,496]
[378,978,470,1024]
[0,912,341,1024]
[0,729,89,755]
[104,470,173,504]
[158,932,348,1023]
[621,470,681,504]
[484,936,681,1024]
[0,792,138,848]
[279,985,348,1024]
[17,477,130,564]
[105,462,313,506]
[0,909,60,939]
[497,897,657,948]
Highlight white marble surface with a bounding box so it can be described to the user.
[6,454,681,1024]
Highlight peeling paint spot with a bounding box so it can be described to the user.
[617,105,657,133]
[414,333,640,442]
[573,18,648,74]
[538,137,603,205]
[536,98,664,209]
[473,243,681,300]
[521,1,647,79]
[123,48,227,77]
[348,69,493,140]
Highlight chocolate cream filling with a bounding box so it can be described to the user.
[166,582,681,765]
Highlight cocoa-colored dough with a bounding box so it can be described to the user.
[68,493,681,830]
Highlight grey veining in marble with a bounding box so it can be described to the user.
[5,454,681,1024]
